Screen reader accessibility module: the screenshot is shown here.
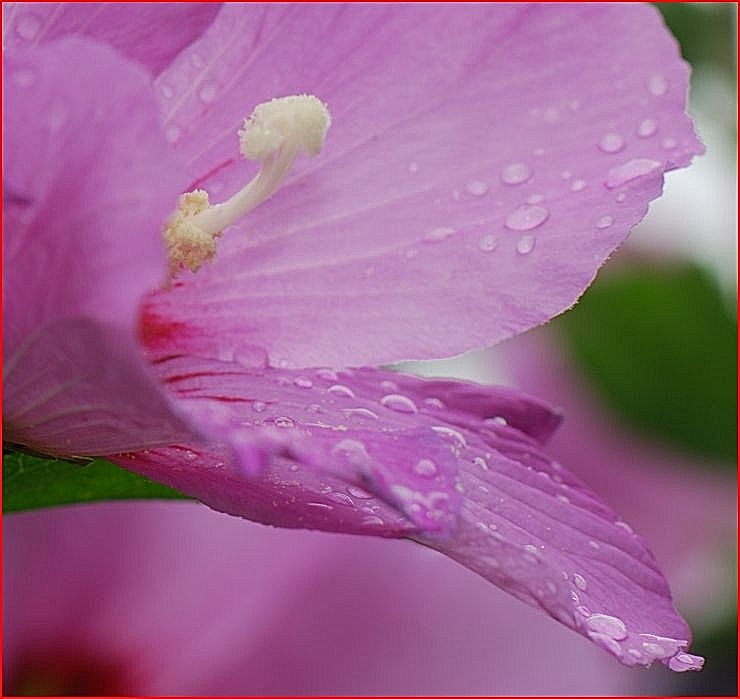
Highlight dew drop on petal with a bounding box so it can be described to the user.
[596,215,614,229]
[478,234,498,252]
[573,573,588,591]
[165,125,182,144]
[570,178,587,192]
[598,132,625,153]
[15,13,41,40]
[586,613,628,640]
[648,73,668,96]
[561,169,573,180]
[316,368,338,382]
[500,162,531,185]
[252,400,267,413]
[328,492,353,506]
[423,226,456,243]
[294,377,313,389]
[668,653,704,672]
[637,117,657,137]
[505,204,549,231]
[345,486,370,500]
[588,539,601,550]
[327,383,355,398]
[274,416,295,428]
[516,234,536,255]
[198,83,218,103]
[414,458,438,477]
[604,158,661,188]
[362,515,385,526]
[380,393,418,413]
[466,179,490,197]
[307,502,333,511]
[615,192,627,203]
[662,137,677,149]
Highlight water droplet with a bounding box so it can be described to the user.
[328,491,353,506]
[424,397,445,409]
[561,169,573,180]
[598,132,625,153]
[408,161,420,173]
[307,502,333,511]
[12,68,35,87]
[669,653,704,672]
[347,485,372,499]
[15,13,41,40]
[604,158,661,188]
[516,234,536,255]
[306,403,322,414]
[165,125,182,144]
[596,215,614,229]
[414,458,438,477]
[615,192,627,203]
[543,106,560,123]
[423,226,456,242]
[588,632,623,655]
[523,544,540,555]
[573,573,588,590]
[327,383,355,398]
[478,234,498,252]
[505,204,549,231]
[362,515,384,526]
[570,179,587,192]
[641,642,665,658]
[615,519,634,534]
[648,73,668,97]
[293,376,313,389]
[431,425,467,448]
[331,439,369,466]
[586,613,628,640]
[190,52,205,69]
[234,344,268,368]
[252,401,267,413]
[274,416,295,428]
[500,162,531,185]
[556,493,570,504]
[473,456,488,470]
[161,84,174,100]
[465,179,489,197]
[381,380,398,392]
[316,368,338,382]
[637,117,657,138]
[380,393,418,413]
[342,407,379,420]
[198,83,218,103]
[588,540,601,550]
[662,136,677,149]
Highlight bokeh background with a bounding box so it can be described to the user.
[3,3,737,696]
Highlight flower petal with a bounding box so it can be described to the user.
[146,3,702,367]
[3,39,194,454]
[2,3,221,76]
[110,356,700,670]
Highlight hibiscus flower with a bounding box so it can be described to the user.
[3,3,705,672]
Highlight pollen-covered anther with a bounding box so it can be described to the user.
[163,94,331,279]
[163,190,218,276]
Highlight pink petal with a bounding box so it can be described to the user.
[109,357,700,670]
[3,40,194,454]
[2,3,220,76]
[146,3,702,367]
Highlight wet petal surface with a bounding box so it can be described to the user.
[146,3,702,367]
[110,353,701,670]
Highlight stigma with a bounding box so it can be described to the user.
[164,94,331,277]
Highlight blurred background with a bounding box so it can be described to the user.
[3,3,736,696]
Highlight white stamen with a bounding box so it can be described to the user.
[164,94,331,276]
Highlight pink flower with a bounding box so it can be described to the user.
[3,3,705,671]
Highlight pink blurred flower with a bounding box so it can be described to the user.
[3,3,705,671]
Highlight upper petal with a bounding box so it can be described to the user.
[110,356,701,671]
[146,3,702,367]
[2,3,221,76]
[3,39,194,454]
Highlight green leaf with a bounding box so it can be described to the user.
[558,264,737,464]
[3,449,192,513]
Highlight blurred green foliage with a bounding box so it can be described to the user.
[559,264,737,465]
[3,450,190,513]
